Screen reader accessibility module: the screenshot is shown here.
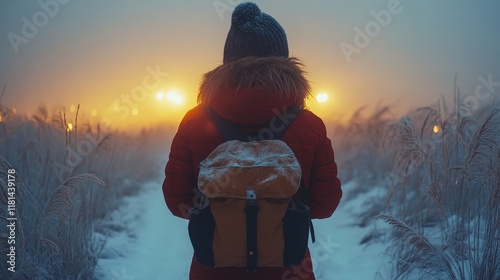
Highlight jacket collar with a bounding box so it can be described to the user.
[198,57,310,125]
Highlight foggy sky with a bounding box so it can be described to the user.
[1,0,499,128]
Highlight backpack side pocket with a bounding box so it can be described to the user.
[283,203,310,267]
[188,205,215,266]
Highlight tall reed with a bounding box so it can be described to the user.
[0,105,160,279]
[379,85,499,279]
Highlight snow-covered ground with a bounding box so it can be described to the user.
[96,180,390,280]
[312,182,391,280]
[96,181,192,280]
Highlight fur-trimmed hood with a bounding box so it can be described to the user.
[198,57,311,125]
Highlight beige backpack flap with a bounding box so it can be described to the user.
[198,140,301,198]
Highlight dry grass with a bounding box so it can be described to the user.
[329,77,499,279]
[377,92,499,279]
[44,174,106,223]
[0,105,161,279]
[377,214,457,280]
[330,104,394,197]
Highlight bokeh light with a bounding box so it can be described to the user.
[156,91,165,101]
[167,90,183,105]
[433,125,441,134]
[316,93,329,103]
[132,108,139,116]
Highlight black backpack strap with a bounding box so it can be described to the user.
[245,190,258,272]
[298,178,316,243]
[266,106,302,140]
[205,107,247,141]
[205,106,302,142]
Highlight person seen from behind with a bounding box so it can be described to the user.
[163,2,342,279]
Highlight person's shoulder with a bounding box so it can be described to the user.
[284,109,328,146]
[179,105,205,125]
[300,109,324,123]
[297,109,327,135]
[174,105,208,137]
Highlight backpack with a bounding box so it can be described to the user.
[188,106,315,272]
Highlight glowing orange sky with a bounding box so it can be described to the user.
[1,1,499,130]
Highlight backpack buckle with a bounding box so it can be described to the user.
[246,190,258,210]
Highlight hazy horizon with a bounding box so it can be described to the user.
[1,0,499,129]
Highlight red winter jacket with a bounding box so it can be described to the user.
[162,57,342,280]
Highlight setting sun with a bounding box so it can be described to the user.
[67,123,73,131]
[167,90,184,105]
[316,93,329,103]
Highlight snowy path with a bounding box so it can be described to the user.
[97,180,390,280]
[312,181,390,279]
[96,181,192,280]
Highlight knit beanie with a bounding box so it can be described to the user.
[223,2,289,63]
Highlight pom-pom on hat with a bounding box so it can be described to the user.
[223,2,289,63]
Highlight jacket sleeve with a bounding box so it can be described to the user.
[308,121,342,219]
[162,116,198,219]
